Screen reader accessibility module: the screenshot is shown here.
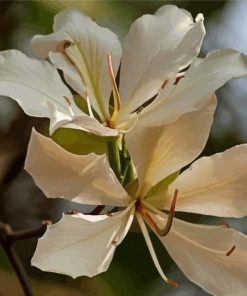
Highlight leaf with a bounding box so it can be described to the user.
[147,171,179,198]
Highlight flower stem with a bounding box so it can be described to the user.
[107,138,122,181]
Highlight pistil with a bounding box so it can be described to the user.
[137,189,178,237]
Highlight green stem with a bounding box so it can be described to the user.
[107,139,122,181]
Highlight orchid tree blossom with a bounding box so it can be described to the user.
[25,98,247,295]
[30,5,247,134]
[1,6,247,141]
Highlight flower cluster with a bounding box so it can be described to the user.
[1,5,247,295]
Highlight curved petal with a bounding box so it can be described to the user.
[118,5,205,119]
[153,215,247,296]
[32,205,135,278]
[125,95,216,197]
[167,144,247,218]
[0,50,73,118]
[48,101,118,137]
[32,8,122,120]
[25,129,130,207]
[141,49,247,127]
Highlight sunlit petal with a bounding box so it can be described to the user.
[25,129,130,207]
[32,205,135,278]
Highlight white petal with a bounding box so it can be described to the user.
[25,129,130,207]
[126,96,216,197]
[48,101,118,137]
[49,52,84,98]
[154,215,247,296]
[32,8,122,120]
[0,50,73,118]
[141,49,247,127]
[32,205,135,278]
[118,5,205,119]
[167,144,247,218]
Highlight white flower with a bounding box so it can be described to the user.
[31,5,247,133]
[1,5,247,139]
[25,96,247,295]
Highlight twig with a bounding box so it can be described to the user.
[0,221,50,296]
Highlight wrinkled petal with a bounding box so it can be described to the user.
[48,101,118,137]
[32,205,135,278]
[118,5,205,121]
[32,8,122,120]
[25,129,130,207]
[0,50,73,118]
[151,214,247,296]
[126,96,216,197]
[166,144,247,218]
[141,49,247,127]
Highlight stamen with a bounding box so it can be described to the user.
[167,278,179,288]
[226,245,236,256]
[174,73,185,85]
[156,189,178,236]
[161,79,169,89]
[63,96,75,116]
[66,209,78,215]
[136,212,178,287]
[63,96,72,106]
[220,223,230,228]
[107,54,121,127]
[85,90,94,118]
[111,240,117,246]
[137,189,178,237]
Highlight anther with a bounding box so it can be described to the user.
[220,223,230,228]
[167,278,179,288]
[63,96,72,106]
[161,79,169,89]
[56,40,72,53]
[137,106,144,114]
[42,220,52,226]
[111,240,117,246]
[66,209,78,215]
[226,245,236,256]
[174,74,185,85]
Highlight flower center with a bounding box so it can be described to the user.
[136,189,179,237]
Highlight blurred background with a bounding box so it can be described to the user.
[0,1,247,295]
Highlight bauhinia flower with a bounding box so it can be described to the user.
[25,96,247,295]
[30,5,247,133]
[1,5,247,141]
